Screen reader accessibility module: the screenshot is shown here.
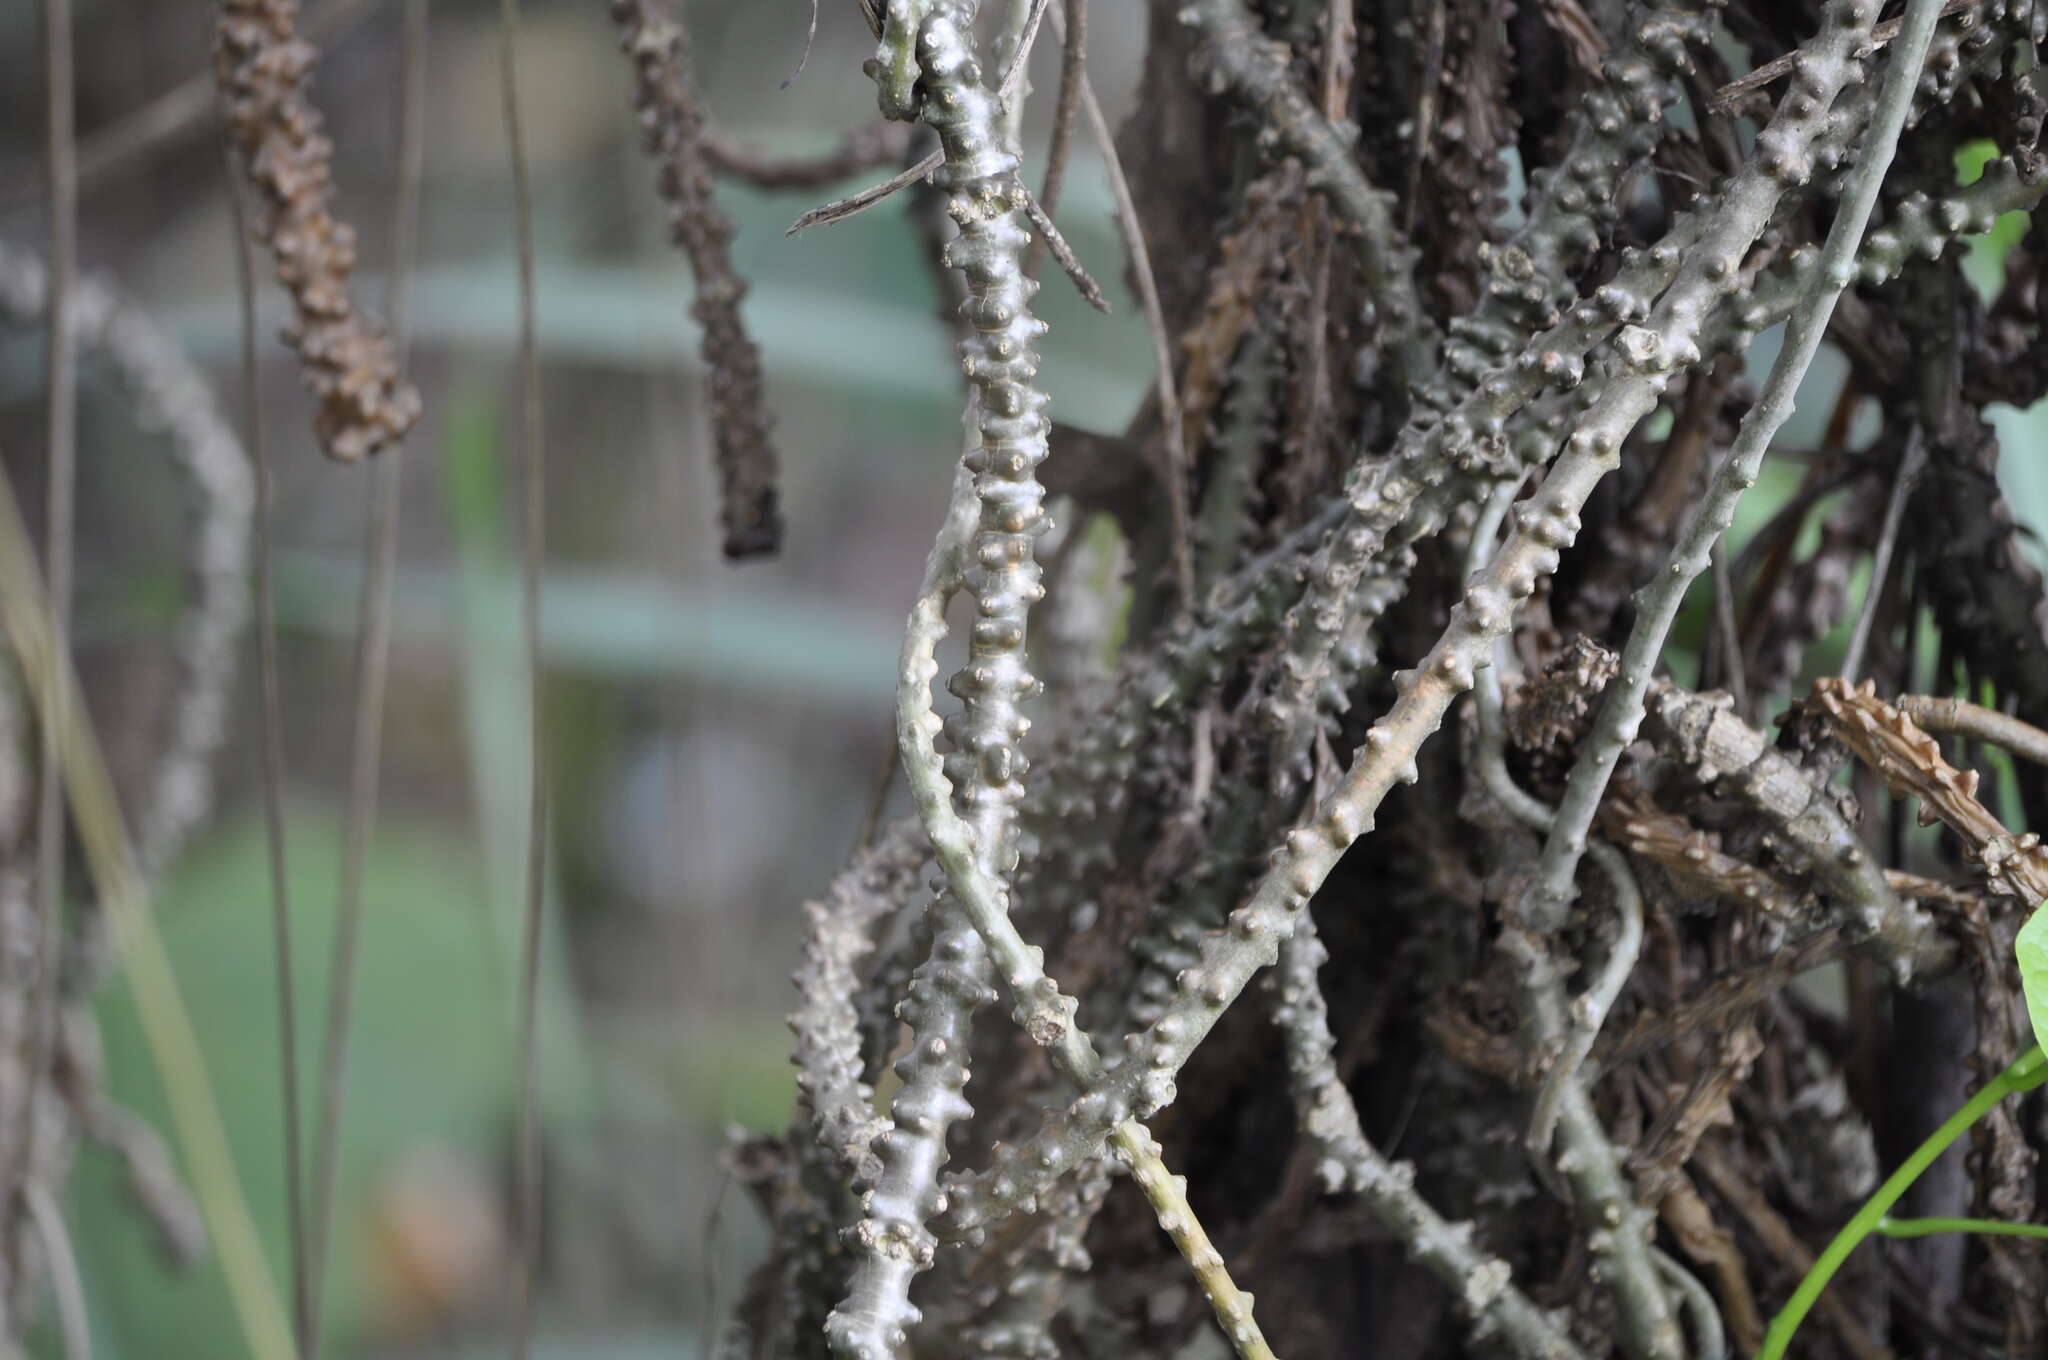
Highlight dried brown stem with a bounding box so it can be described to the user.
[612,0,783,559]
[702,122,913,190]
[1806,678,2048,904]
[1022,0,1086,281]
[213,0,420,461]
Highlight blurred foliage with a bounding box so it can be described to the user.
[76,810,509,1358]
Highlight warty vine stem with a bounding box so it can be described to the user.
[1511,0,1951,967]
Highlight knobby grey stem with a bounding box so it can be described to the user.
[1177,0,1430,390]
[790,821,927,1186]
[1467,484,1667,1357]
[1269,919,1581,1358]
[1512,0,1950,970]
[832,10,1276,1356]
[888,503,1277,1359]
[934,136,2038,1246]
[938,0,1910,1250]
[827,6,1045,1353]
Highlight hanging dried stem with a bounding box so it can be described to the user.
[213,0,420,462]
[611,0,783,559]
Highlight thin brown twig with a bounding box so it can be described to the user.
[1063,6,1196,611]
[1896,693,2048,771]
[786,149,943,233]
[1024,0,1086,280]
[852,733,898,856]
[786,17,1049,236]
[1840,429,1926,684]
[224,149,311,1358]
[499,0,550,1353]
[1709,0,1979,113]
[1710,541,1748,713]
[1020,192,1109,312]
[701,122,911,190]
[1005,0,1053,101]
[306,2,425,1351]
[612,0,782,559]
[214,0,421,462]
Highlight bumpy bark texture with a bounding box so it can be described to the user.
[610,0,784,559]
[214,0,420,462]
[733,1,2048,1356]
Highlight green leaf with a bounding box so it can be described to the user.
[2021,902,2048,1053]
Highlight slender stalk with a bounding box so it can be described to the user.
[1067,18,1195,610]
[25,1184,87,1360]
[307,2,426,1349]
[1877,1215,2048,1239]
[1022,0,1085,280]
[498,0,550,1353]
[1511,0,1943,954]
[12,0,77,1276]
[1757,1045,2048,1359]
[1840,428,1926,684]
[225,148,310,1358]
